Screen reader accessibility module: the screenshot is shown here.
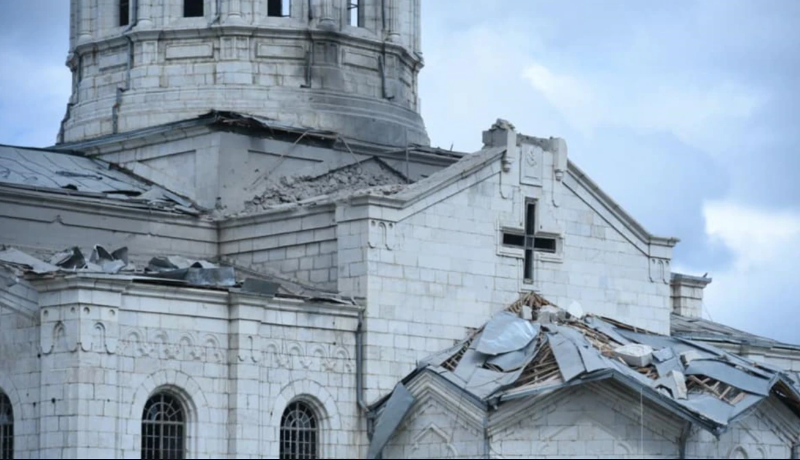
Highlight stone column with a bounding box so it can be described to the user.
[77,0,93,43]
[226,295,264,459]
[226,0,245,24]
[386,0,401,42]
[671,274,712,319]
[137,0,154,29]
[317,0,337,30]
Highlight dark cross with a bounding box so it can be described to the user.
[502,202,557,283]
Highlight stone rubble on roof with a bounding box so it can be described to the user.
[244,157,408,212]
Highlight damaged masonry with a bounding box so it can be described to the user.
[369,293,800,458]
[3,1,800,457]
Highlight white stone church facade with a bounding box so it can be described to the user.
[1,1,799,459]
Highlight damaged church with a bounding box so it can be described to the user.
[1,0,799,459]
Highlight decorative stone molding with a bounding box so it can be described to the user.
[118,327,226,362]
[368,219,397,251]
[650,257,671,284]
[519,143,543,187]
[262,340,353,373]
[411,423,459,458]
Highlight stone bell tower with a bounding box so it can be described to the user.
[59,0,428,147]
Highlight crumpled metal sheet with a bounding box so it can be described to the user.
[51,247,87,269]
[487,338,539,372]
[584,317,631,345]
[578,344,609,374]
[241,278,280,297]
[418,341,467,370]
[404,296,800,436]
[476,312,539,356]
[655,371,688,400]
[467,367,524,399]
[0,145,198,213]
[0,247,60,274]
[454,339,485,383]
[681,395,736,426]
[148,256,196,272]
[89,245,128,274]
[653,348,684,378]
[685,360,771,396]
[146,266,237,287]
[367,383,415,459]
[548,333,585,383]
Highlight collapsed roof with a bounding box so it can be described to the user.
[369,294,800,457]
[0,245,343,301]
[0,144,200,215]
[672,314,800,352]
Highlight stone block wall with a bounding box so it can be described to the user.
[491,384,683,459]
[351,147,672,401]
[1,277,362,458]
[0,275,39,459]
[62,0,427,146]
[221,208,339,291]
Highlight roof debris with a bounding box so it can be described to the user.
[672,313,800,352]
[374,292,800,443]
[244,158,407,212]
[0,246,351,304]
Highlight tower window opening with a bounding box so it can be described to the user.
[120,0,130,26]
[268,0,292,17]
[348,1,363,27]
[184,0,205,18]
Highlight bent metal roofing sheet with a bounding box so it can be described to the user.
[0,144,200,214]
[370,293,800,457]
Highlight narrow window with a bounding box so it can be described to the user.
[268,0,292,17]
[0,393,12,460]
[280,401,318,460]
[348,1,362,27]
[501,201,559,284]
[120,0,130,26]
[142,393,185,460]
[184,0,204,18]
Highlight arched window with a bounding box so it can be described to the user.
[142,393,185,460]
[280,401,319,459]
[184,0,204,17]
[0,393,12,460]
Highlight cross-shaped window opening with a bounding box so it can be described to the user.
[502,201,558,283]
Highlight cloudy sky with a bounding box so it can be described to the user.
[1,1,798,342]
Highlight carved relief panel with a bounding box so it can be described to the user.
[519,143,544,187]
